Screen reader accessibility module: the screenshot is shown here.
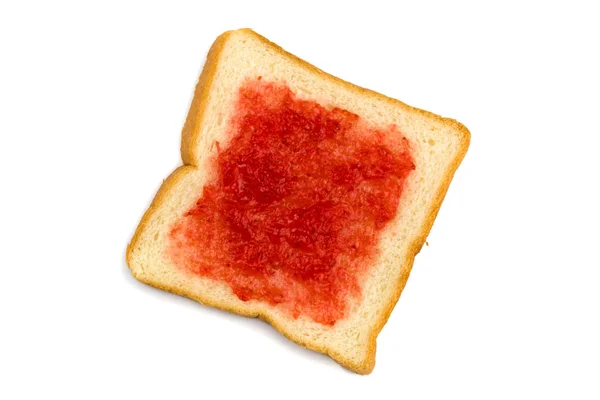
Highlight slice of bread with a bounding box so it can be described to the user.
[127,28,470,374]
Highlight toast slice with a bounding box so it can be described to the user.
[127,28,470,374]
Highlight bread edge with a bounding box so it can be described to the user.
[127,28,471,375]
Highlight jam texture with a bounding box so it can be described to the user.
[168,79,415,325]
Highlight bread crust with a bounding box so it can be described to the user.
[127,29,470,374]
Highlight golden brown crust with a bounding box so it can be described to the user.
[180,31,231,165]
[127,28,470,375]
[363,122,470,373]
[127,165,195,271]
[128,253,368,374]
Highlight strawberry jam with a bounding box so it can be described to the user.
[168,79,415,325]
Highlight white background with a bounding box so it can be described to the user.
[1,1,599,399]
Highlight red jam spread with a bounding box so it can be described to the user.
[168,79,415,325]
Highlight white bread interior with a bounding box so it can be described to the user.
[127,28,470,374]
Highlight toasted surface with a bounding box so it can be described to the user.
[127,28,470,374]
